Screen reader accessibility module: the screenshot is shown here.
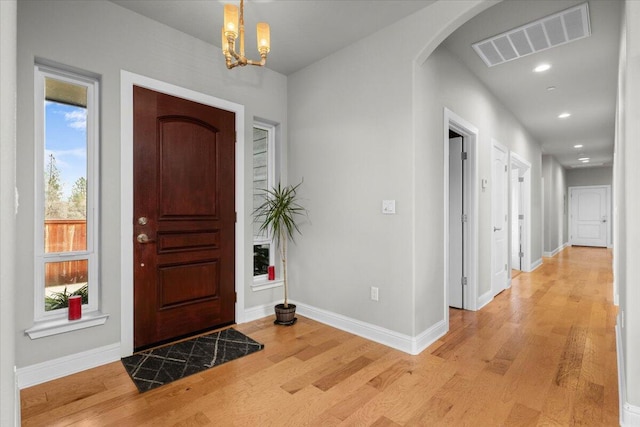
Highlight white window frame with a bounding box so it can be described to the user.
[30,63,103,332]
[253,122,277,282]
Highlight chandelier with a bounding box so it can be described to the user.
[221,0,270,69]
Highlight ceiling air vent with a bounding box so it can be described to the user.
[472,2,591,67]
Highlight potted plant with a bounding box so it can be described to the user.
[254,181,307,325]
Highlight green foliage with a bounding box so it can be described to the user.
[45,153,65,219]
[44,284,89,311]
[67,176,87,219]
[253,181,307,251]
[253,181,308,307]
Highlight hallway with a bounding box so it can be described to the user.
[21,246,618,426]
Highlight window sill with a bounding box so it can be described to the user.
[251,278,284,292]
[25,311,110,339]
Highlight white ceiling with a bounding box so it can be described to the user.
[111,0,621,169]
[443,0,621,169]
[110,0,435,76]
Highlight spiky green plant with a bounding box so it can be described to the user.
[253,181,308,308]
[45,284,89,311]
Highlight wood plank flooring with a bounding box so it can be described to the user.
[21,246,618,426]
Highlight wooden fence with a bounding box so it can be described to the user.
[45,220,88,286]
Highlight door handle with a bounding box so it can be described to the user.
[493,227,502,232]
[137,233,155,244]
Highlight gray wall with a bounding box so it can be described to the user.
[566,166,612,187]
[615,0,640,409]
[0,1,17,424]
[416,45,543,316]
[16,0,287,367]
[542,155,568,253]
[287,0,541,338]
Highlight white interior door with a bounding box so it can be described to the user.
[492,143,509,296]
[570,186,608,247]
[449,136,464,309]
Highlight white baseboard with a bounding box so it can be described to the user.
[543,243,569,258]
[243,302,277,323]
[530,258,543,271]
[623,404,640,427]
[16,343,120,389]
[478,290,494,310]
[293,300,447,355]
[616,317,640,426]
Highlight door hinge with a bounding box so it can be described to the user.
[504,165,508,172]
[461,277,468,286]
[519,251,524,258]
[519,177,524,182]
[461,214,468,223]
[461,152,468,160]
[235,212,237,223]
[234,292,237,303]
[504,264,508,271]
[235,131,238,143]
[518,214,524,220]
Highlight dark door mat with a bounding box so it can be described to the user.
[122,328,264,392]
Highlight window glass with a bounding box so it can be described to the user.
[35,64,98,318]
[253,244,270,276]
[253,124,275,277]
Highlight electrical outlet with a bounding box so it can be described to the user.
[370,286,379,301]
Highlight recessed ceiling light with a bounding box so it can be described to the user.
[558,112,571,119]
[534,64,551,72]
[574,144,583,148]
[581,159,590,163]
[578,157,590,161]
[547,86,557,91]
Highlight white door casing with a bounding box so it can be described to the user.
[443,108,479,315]
[570,186,610,247]
[449,136,464,309]
[492,141,509,296]
[511,169,521,270]
[120,71,246,357]
[509,152,532,272]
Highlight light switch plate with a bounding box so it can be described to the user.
[382,200,396,214]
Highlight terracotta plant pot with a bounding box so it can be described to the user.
[274,303,297,326]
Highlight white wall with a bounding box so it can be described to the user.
[416,45,543,322]
[16,0,287,367]
[616,0,640,414]
[566,166,613,187]
[287,0,544,340]
[0,1,17,424]
[542,155,568,254]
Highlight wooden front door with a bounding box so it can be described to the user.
[133,86,235,350]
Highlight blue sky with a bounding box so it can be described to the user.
[45,101,87,198]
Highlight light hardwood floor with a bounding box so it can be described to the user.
[21,246,618,426]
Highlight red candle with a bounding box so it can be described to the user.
[68,295,82,320]
[268,266,275,280]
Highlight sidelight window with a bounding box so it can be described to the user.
[33,63,100,321]
[253,123,276,278]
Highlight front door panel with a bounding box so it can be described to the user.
[133,86,235,349]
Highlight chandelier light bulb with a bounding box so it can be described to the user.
[223,4,239,38]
